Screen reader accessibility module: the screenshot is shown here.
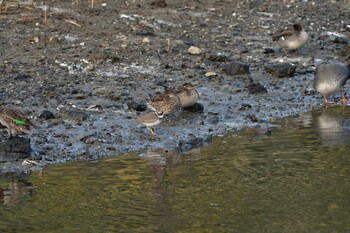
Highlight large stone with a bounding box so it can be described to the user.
[264,63,296,78]
[223,61,250,75]
[0,137,31,162]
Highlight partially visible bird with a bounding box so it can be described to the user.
[135,111,163,139]
[172,83,199,107]
[313,62,350,104]
[272,23,308,52]
[146,91,181,115]
[0,106,34,138]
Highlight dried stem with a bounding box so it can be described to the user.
[64,19,82,27]
[166,38,171,54]
[44,6,47,24]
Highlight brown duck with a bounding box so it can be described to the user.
[0,106,34,137]
[172,83,199,107]
[272,23,308,51]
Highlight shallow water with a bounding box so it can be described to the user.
[1,107,350,232]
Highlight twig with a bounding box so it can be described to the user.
[16,17,39,23]
[43,5,48,24]
[90,0,94,8]
[166,38,171,54]
[64,19,82,27]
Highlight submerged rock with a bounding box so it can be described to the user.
[178,135,213,151]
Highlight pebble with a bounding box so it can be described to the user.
[188,46,202,55]
[39,110,55,120]
[205,71,218,77]
[142,37,150,43]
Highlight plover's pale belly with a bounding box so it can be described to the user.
[144,119,161,127]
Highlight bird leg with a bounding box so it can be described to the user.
[339,90,348,104]
[147,127,156,140]
[323,95,334,105]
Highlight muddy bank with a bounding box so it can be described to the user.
[0,0,349,173]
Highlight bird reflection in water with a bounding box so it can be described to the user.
[314,108,350,146]
[0,177,34,207]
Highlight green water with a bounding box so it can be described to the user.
[1,107,350,233]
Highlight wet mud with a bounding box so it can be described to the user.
[0,0,349,173]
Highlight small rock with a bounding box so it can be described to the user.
[188,46,202,55]
[247,82,268,94]
[136,26,156,37]
[263,48,276,54]
[235,48,249,54]
[264,63,296,78]
[338,47,350,61]
[15,73,32,80]
[208,116,220,124]
[39,110,55,120]
[80,135,97,144]
[128,102,147,112]
[204,53,228,62]
[223,61,250,75]
[205,71,218,77]
[300,88,316,96]
[150,0,167,7]
[142,37,150,43]
[239,103,252,110]
[76,94,86,100]
[178,135,213,151]
[57,108,89,124]
[247,114,258,122]
[183,103,204,113]
[327,34,349,44]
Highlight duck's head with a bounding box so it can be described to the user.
[292,24,303,32]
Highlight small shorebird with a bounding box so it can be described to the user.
[0,106,34,137]
[173,83,199,107]
[147,91,181,115]
[135,111,163,139]
[272,23,308,52]
[313,62,350,104]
